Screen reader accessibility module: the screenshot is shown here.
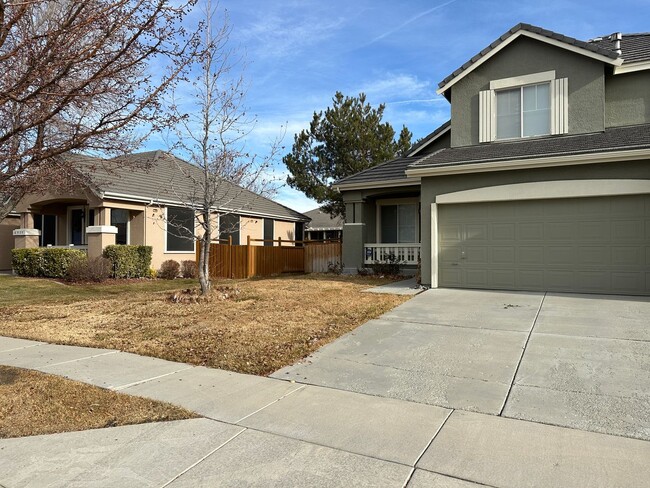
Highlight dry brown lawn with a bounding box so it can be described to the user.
[0,366,196,438]
[0,274,409,375]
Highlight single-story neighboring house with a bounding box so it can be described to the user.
[3,150,309,270]
[303,208,343,241]
[336,23,650,296]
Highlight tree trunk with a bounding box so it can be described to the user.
[198,211,212,295]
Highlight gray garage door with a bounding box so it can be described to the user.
[438,194,650,295]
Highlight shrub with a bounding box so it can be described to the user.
[11,248,86,278]
[327,261,343,275]
[181,260,198,279]
[356,267,371,276]
[65,256,111,283]
[370,252,402,276]
[146,268,157,279]
[158,259,180,280]
[103,245,152,278]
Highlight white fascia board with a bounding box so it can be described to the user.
[613,61,650,75]
[405,148,650,178]
[436,30,623,95]
[407,126,451,157]
[335,178,421,192]
[103,191,307,222]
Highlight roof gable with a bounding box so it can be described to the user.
[437,23,623,96]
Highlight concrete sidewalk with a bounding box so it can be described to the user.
[1,335,649,487]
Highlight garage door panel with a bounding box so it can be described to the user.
[466,247,488,264]
[611,272,644,292]
[613,221,644,241]
[545,246,576,265]
[518,222,544,240]
[518,270,545,289]
[489,269,516,288]
[518,246,544,265]
[490,223,515,240]
[579,221,610,241]
[438,195,650,295]
[466,224,488,241]
[578,246,609,265]
[465,269,488,287]
[611,247,642,266]
[488,247,514,264]
[545,222,574,240]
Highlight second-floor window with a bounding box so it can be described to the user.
[479,70,567,143]
[496,82,550,139]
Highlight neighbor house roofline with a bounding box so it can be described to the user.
[102,191,309,222]
[437,23,623,96]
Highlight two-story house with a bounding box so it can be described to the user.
[336,23,650,296]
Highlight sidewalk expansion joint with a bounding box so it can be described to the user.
[39,350,119,369]
[234,384,306,424]
[402,408,454,487]
[0,343,44,353]
[499,291,546,417]
[159,427,247,488]
[113,366,195,391]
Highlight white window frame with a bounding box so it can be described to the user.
[164,206,196,254]
[376,198,420,244]
[479,70,568,143]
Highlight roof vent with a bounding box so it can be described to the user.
[610,32,622,55]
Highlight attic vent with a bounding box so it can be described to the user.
[610,32,622,55]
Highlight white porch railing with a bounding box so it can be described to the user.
[44,245,88,251]
[364,243,420,265]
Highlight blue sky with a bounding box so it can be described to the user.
[152,0,650,212]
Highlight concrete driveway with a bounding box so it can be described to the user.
[273,288,650,441]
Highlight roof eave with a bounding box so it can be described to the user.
[437,30,623,96]
[407,125,451,157]
[334,177,421,192]
[406,148,650,178]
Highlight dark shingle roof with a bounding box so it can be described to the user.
[407,120,451,156]
[438,23,621,90]
[409,124,650,170]
[335,157,421,186]
[304,208,343,230]
[589,33,650,64]
[72,151,308,221]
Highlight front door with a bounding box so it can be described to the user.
[69,207,86,245]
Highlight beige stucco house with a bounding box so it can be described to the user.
[4,151,309,270]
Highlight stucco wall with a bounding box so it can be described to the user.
[0,216,20,270]
[605,70,650,128]
[274,220,296,245]
[419,159,650,286]
[240,217,264,246]
[450,36,605,147]
[145,206,196,270]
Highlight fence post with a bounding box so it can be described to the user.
[246,234,252,278]
[228,235,233,279]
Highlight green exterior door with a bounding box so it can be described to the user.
[438,195,650,295]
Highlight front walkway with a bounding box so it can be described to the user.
[1,335,648,487]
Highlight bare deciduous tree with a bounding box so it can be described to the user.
[0,0,200,221]
[164,1,281,295]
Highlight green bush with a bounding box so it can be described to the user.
[371,252,402,277]
[103,245,152,278]
[11,248,86,278]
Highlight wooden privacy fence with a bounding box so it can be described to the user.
[197,236,342,279]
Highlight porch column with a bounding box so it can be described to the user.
[86,225,117,260]
[342,223,366,274]
[13,211,40,249]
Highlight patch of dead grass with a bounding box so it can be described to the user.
[0,366,197,439]
[0,274,410,375]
